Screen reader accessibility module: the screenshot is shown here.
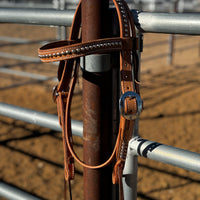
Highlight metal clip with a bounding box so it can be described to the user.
[119,91,143,120]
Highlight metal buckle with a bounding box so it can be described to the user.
[119,91,143,120]
[52,85,59,102]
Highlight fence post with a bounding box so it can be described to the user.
[168,0,179,65]
[82,0,113,200]
[54,0,67,40]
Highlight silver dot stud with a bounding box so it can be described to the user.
[71,49,76,53]
[66,50,70,54]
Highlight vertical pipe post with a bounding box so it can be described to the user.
[122,120,138,200]
[168,0,179,65]
[168,34,175,65]
[82,1,112,200]
[54,0,67,40]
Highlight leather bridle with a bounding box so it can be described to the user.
[38,0,142,199]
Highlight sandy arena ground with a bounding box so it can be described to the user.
[0,24,200,200]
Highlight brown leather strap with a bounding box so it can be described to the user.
[38,38,133,62]
[38,0,142,199]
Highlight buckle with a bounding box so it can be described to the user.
[52,85,68,103]
[119,91,143,120]
[52,85,59,102]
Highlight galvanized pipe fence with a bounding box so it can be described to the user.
[0,181,42,200]
[0,8,199,69]
[0,8,200,34]
[0,102,83,137]
[0,5,200,200]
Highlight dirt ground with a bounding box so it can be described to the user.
[0,24,200,200]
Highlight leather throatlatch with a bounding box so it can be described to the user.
[38,0,143,199]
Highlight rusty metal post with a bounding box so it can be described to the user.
[82,0,113,200]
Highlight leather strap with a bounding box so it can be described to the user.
[38,0,142,199]
[38,38,133,62]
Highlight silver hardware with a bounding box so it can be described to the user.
[71,49,76,53]
[66,50,70,54]
[119,91,143,120]
[52,85,59,102]
[115,42,119,46]
[81,47,85,51]
[93,44,97,48]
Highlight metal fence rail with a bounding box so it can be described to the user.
[0,102,83,137]
[134,11,200,35]
[0,8,200,35]
[122,136,200,199]
[0,181,42,200]
[130,136,200,173]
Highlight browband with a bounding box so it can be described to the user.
[38,0,142,199]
